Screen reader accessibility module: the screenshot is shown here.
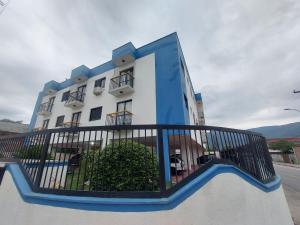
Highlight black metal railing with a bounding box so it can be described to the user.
[109,73,134,90]
[106,111,133,126]
[65,91,85,105]
[0,125,275,198]
[38,102,53,114]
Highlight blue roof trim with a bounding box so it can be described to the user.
[112,42,136,59]
[195,93,202,101]
[70,65,90,80]
[6,163,281,212]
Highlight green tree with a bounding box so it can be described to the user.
[269,141,294,153]
[85,140,160,192]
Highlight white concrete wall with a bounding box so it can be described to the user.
[183,67,199,126]
[0,171,293,225]
[35,53,156,129]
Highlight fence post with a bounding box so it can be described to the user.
[248,134,262,181]
[157,128,166,193]
[34,132,51,189]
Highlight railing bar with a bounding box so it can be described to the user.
[42,133,56,188]
[88,130,99,192]
[58,129,72,190]
[151,129,155,190]
[188,129,195,173]
[53,131,67,189]
[81,130,91,190]
[183,129,190,176]
[69,129,81,190]
[172,129,178,185]
[32,133,46,183]
[63,129,76,190]
[76,131,86,191]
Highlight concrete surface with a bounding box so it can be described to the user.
[275,164,300,225]
[0,168,293,225]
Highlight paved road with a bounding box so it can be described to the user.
[274,164,300,225]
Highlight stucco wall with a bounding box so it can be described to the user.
[0,170,293,225]
[35,53,156,129]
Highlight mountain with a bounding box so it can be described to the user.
[248,122,300,139]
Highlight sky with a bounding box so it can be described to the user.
[0,0,300,129]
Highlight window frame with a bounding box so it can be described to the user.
[94,78,106,88]
[42,119,50,129]
[89,107,102,121]
[61,91,70,102]
[55,115,65,127]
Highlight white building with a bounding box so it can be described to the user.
[29,33,205,131]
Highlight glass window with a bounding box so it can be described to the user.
[55,115,65,127]
[180,58,185,76]
[184,94,188,111]
[61,91,70,102]
[89,107,102,121]
[95,78,106,88]
[42,119,49,129]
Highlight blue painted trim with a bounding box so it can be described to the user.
[28,91,43,131]
[5,163,281,212]
[195,93,202,102]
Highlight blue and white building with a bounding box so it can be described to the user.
[30,33,205,131]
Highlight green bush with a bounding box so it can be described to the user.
[14,146,52,160]
[85,140,159,191]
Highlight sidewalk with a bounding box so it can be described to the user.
[273,162,300,169]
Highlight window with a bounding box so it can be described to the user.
[42,119,49,129]
[55,115,65,127]
[180,58,185,77]
[89,107,102,121]
[117,99,132,113]
[47,97,55,112]
[61,91,70,102]
[95,78,106,88]
[184,94,188,111]
[71,112,81,125]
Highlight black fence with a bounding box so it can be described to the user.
[0,125,275,198]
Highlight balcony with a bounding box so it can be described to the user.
[106,110,133,126]
[37,102,53,116]
[108,73,134,97]
[63,122,80,128]
[64,91,85,109]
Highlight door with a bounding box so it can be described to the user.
[116,100,132,125]
[71,112,81,127]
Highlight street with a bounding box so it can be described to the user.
[275,164,300,225]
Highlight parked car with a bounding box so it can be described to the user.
[170,155,185,175]
[197,154,215,165]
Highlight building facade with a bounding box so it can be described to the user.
[29,33,205,131]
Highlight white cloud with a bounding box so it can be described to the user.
[0,0,299,129]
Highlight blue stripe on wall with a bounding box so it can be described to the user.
[5,163,281,212]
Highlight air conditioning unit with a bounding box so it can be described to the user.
[93,87,104,96]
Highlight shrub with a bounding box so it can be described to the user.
[85,140,159,191]
[14,146,52,160]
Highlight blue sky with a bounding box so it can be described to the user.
[0,0,300,129]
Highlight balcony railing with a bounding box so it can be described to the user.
[64,91,85,109]
[106,110,133,126]
[109,73,134,97]
[63,122,80,128]
[37,102,53,116]
[0,124,276,198]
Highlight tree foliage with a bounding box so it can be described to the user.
[85,140,160,191]
[269,141,294,153]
